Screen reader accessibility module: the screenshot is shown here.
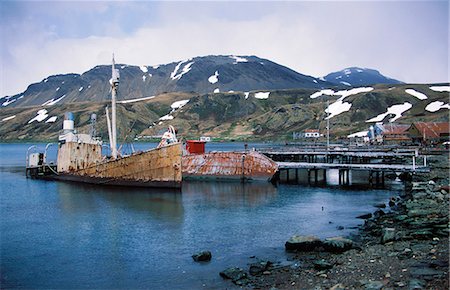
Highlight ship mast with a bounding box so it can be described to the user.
[110,54,119,159]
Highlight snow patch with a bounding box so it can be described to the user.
[208,71,219,84]
[171,99,189,110]
[356,69,364,72]
[2,98,16,107]
[46,116,58,123]
[139,65,148,73]
[1,115,16,121]
[43,95,66,106]
[311,87,374,99]
[244,92,250,99]
[425,101,450,112]
[118,96,155,104]
[313,87,374,119]
[28,109,49,123]
[254,92,270,99]
[230,55,248,64]
[335,87,373,98]
[159,114,174,121]
[142,75,146,82]
[366,102,412,123]
[158,99,190,122]
[405,89,427,100]
[313,80,318,83]
[214,88,220,93]
[340,81,351,86]
[429,86,450,92]
[325,100,352,119]
[79,87,83,92]
[310,89,335,99]
[43,78,48,82]
[343,69,352,75]
[56,87,60,91]
[170,59,194,80]
[347,130,368,138]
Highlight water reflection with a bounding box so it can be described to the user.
[56,182,184,221]
[182,181,278,207]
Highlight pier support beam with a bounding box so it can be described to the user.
[339,169,350,186]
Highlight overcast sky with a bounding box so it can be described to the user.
[0,0,448,97]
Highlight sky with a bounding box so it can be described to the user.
[0,0,448,97]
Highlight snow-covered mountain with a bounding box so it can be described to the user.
[323,67,403,87]
[1,55,332,108]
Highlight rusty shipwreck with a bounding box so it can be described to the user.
[26,56,182,188]
[182,140,278,182]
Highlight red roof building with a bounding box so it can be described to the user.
[383,124,411,142]
[407,122,449,143]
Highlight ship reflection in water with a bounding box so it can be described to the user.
[56,182,185,222]
[55,181,277,222]
[182,181,278,207]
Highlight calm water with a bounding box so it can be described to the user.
[0,143,402,289]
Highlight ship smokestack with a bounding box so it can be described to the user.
[63,112,74,133]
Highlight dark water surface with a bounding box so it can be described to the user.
[0,143,402,289]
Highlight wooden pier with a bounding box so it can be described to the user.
[260,148,429,187]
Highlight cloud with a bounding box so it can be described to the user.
[0,1,448,97]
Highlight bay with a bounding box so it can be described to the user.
[0,143,401,289]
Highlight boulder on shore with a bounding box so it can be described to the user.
[381,227,396,244]
[192,250,212,262]
[323,237,354,253]
[285,235,321,251]
[220,267,247,285]
[357,213,373,219]
[249,260,272,276]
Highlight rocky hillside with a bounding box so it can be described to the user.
[323,67,403,87]
[1,55,333,108]
[1,83,448,142]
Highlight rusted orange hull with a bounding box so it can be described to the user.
[182,151,278,182]
[58,143,182,188]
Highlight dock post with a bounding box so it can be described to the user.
[295,168,299,184]
[307,169,311,185]
[369,170,373,187]
[286,169,290,183]
[314,169,318,185]
[381,171,385,187]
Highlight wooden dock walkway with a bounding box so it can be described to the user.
[260,147,429,187]
[277,162,429,172]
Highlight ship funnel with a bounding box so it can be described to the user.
[90,113,97,137]
[63,112,74,133]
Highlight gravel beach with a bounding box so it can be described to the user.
[220,154,449,289]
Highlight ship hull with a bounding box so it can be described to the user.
[58,142,182,188]
[182,151,278,182]
[50,174,181,188]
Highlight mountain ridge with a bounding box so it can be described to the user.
[2,55,334,108]
[323,67,403,87]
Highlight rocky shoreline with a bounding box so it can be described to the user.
[218,156,449,289]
